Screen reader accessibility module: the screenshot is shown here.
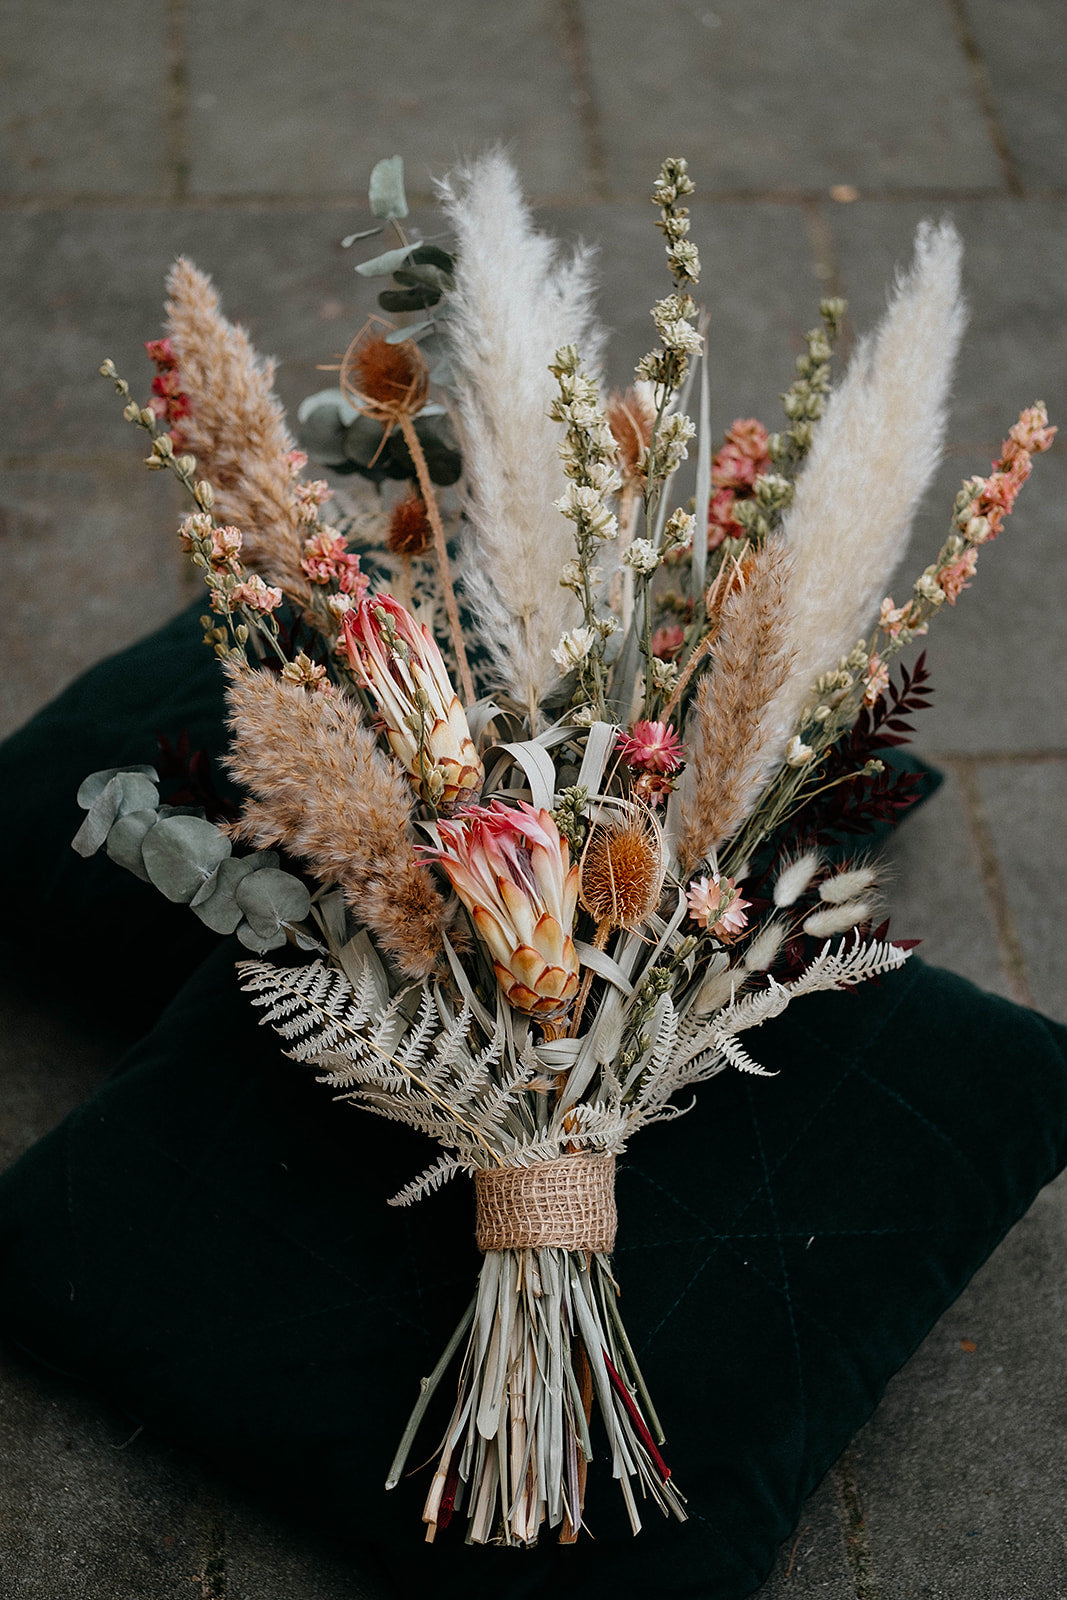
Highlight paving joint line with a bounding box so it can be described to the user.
[943,0,1024,196]
[832,1450,881,1598]
[947,755,1035,1007]
[165,0,190,203]
[558,0,610,201]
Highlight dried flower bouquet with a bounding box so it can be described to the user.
[76,151,1053,1548]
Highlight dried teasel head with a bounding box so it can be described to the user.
[340,318,429,425]
[387,490,433,556]
[578,802,666,937]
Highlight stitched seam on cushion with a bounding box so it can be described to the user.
[848,1061,997,1205]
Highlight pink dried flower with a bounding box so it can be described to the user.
[616,720,684,776]
[294,478,334,524]
[300,530,368,596]
[286,448,309,477]
[229,575,283,614]
[633,770,675,808]
[341,593,482,809]
[712,442,760,492]
[210,525,244,567]
[686,872,751,941]
[862,652,890,705]
[708,487,744,549]
[938,547,978,605]
[279,653,334,695]
[878,597,910,637]
[1008,403,1057,455]
[144,337,175,367]
[725,418,771,461]
[425,801,580,1020]
[650,623,685,661]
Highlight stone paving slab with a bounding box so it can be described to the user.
[185,0,588,200]
[978,760,1067,1017]
[850,1170,1067,1598]
[580,0,1001,197]
[966,0,1067,192]
[0,464,187,740]
[0,1,171,200]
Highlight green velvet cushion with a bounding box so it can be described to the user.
[1,944,1065,1598]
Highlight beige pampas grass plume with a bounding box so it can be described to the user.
[677,538,795,874]
[165,258,312,604]
[223,666,451,978]
[759,219,966,773]
[436,150,605,723]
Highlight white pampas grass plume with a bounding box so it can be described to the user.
[436,151,604,722]
[166,258,313,604]
[759,219,966,777]
[772,850,823,907]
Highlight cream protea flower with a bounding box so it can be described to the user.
[341,594,483,809]
[427,801,580,1021]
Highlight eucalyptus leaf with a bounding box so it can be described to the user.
[235,868,312,937]
[368,154,408,220]
[355,243,420,278]
[341,224,386,247]
[105,809,157,882]
[297,395,354,467]
[73,771,159,857]
[140,815,232,903]
[377,285,440,313]
[157,804,203,820]
[428,356,454,388]
[76,765,158,810]
[343,415,392,471]
[236,919,288,953]
[384,319,435,345]
[297,388,358,428]
[408,244,455,273]
[394,263,451,292]
[189,852,278,935]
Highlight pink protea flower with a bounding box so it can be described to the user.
[616,720,685,776]
[300,530,369,597]
[938,547,979,604]
[341,594,483,809]
[426,801,580,1020]
[686,872,750,941]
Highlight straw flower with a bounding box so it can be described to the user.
[616,720,684,776]
[341,594,483,810]
[686,873,750,941]
[426,801,580,1020]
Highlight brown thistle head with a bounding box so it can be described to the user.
[387,490,432,556]
[340,318,429,424]
[578,804,665,936]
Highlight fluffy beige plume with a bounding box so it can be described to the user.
[761,219,965,769]
[436,151,604,720]
[677,540,795,873]
[223,667,451,978]
[165,258,312,603]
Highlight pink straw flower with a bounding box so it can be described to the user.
[426,801,580,1020]
[862,652,890,705]
[650,623,685,661]
[686,872,750,941]
[341,594,483,809]
[229,575,283,614]
[300,530,368,596]
[938,548,978,605]
[616,720,685,776]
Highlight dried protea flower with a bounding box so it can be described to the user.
[426,801,580,1021]
[387,491,432,556]
[341,594,482,809]
[578,806,665,937]
[340,322,428,425]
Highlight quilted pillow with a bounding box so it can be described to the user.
[1,941,1064,1599]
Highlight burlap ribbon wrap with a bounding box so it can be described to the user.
[474,1153,617,1253]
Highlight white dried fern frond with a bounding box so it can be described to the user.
[386,1153,467,1208]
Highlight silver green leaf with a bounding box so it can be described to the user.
[235,868,312,938]
[76,765,158,810]
[235,918,289,953]
[140,814,232,903]
[105,809,158,882]
[368,154,408,220]
[189,851,280,935]
[355,242,420,279]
